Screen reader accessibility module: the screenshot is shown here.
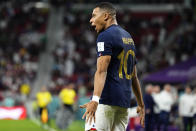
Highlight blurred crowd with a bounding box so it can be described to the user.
[142,84,196,131]
[0,2,48,105]
[46,0,184,4]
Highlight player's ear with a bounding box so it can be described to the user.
[104,12,109,21]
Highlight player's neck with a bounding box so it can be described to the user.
[104,19,118,30]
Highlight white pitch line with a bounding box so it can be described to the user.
[31,118,57,131]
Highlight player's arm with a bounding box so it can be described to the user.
[93,55,111,97]
[131,65,145,127]
[80,55,111,124]
[132,66,144,107]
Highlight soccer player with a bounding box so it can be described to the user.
[80,2,145,131]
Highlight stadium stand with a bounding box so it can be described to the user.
[0,2,48,105]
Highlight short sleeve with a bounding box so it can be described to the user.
[96,33,112,57]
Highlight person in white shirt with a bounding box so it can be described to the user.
[158,84,175,131]
[193,88,196,131]
[180,86,194,131]
[152,85,161,130]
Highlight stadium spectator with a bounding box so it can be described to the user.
[20,83,31,102]
[152,85,161,130]
[158,84,175,131]
[144,84,155,131]
[179,86,194,131]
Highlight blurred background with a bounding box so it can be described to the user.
[0,0,195,131]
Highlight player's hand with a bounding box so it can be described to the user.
[137,106,145,128]
[80,101,98,124]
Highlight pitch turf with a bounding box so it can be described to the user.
[0,119,47,131]
[0,119,85,131]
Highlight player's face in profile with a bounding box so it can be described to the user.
[90,7,105,33]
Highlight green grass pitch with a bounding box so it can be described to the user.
[0,119,85,131]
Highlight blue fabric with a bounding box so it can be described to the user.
[183,117,193,131]
[144,94,155,113]
[159,111,170,131]
[144,94,156,131]
[96,25,137,108]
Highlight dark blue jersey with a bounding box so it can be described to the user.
[96,25,137,108]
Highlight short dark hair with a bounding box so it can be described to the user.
[95,2,116,18]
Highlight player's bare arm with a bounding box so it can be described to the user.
[131,65,145,127]
[80,55,111,124]
[93,55,111,97]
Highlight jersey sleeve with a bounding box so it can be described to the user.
[96,33,112,57]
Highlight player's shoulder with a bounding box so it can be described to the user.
[97,25,120,38]
[97,30,112,41]
[119,26,132,38]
